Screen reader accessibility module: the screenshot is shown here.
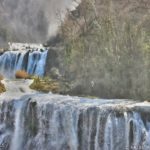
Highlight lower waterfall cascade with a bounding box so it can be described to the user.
[0,94,150,150]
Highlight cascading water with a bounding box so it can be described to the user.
[0,94,150,150]
[10,101,25,150]
[0,48,48,77]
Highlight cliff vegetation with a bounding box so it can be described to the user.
[59,0,150,100]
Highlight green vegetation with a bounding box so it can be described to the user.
[29,77,69,93]
[60,0,150,100]
[0,82,6,93]
[0,75,6,93]
[30,77,60,93]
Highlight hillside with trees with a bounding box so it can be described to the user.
[56,0,150,99]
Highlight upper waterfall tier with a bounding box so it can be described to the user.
[0,94,150,150]
[0,44,48,77]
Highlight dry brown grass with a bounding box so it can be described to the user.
[15,70,29,79]
[0,74,4,80]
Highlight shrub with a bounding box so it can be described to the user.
[0,81,6,93]
[15,70,29,79]
[30,77,60,93]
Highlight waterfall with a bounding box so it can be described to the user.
[0,49,48,78]
[0,95,150,150]
[10,101,25,150]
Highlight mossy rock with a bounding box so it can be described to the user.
[30,77,60,93]
[0,81,6,93]
[29,77,71,94]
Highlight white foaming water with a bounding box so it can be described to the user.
[0,79,37,99]
[8,43,45,51]
[10,101,25,150]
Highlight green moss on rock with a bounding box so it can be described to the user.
[0,81,6,93]
[30,77,60,93]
